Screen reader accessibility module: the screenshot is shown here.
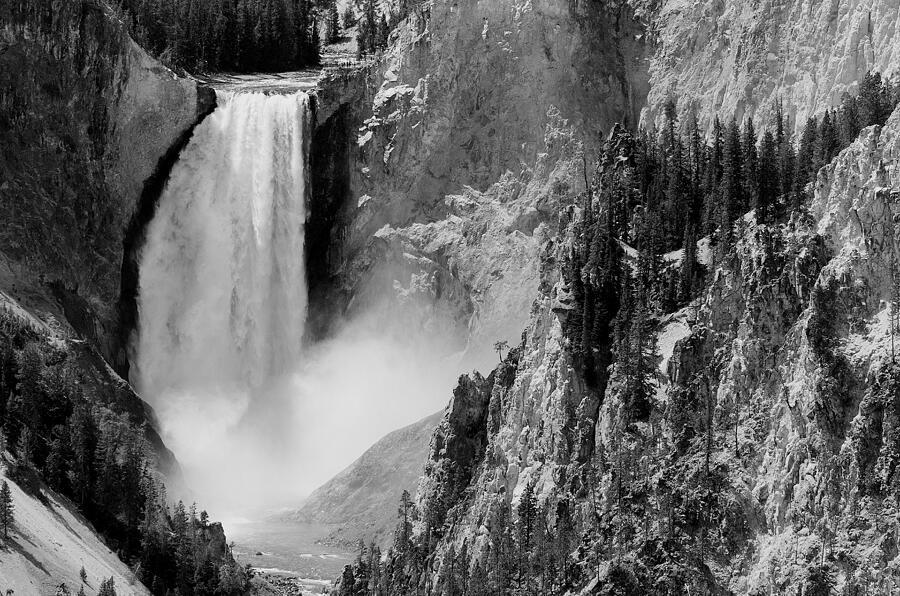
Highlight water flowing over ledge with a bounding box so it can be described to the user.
[134,93,311,490]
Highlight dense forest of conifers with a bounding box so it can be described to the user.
[332,73,900,596]
[110,0,414,73]
[111,0,323,72]
[0,311,250,596]
[563,71,900,421]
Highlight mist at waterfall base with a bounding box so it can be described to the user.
[134,90,471,520]
[151,314,461,519]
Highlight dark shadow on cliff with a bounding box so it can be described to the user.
[115,86,217,380]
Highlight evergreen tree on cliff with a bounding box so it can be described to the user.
[757,129,778,222]
[0,480,13,540]
[794,117,819,206]
[719,117,744,246]
[97,577,116,596]
[741,117,759,215]
[343,4,355,29]
[377,13,390,50]
[358,0,379,55]
[326,0,341,43]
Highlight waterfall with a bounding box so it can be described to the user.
[135,90,310,409]
[131,88,455,516]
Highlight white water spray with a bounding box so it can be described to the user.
[134,89,463,518]
[135,91,311,511]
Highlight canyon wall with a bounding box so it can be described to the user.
[0,0,214,372]
[310,0,649,365]
[314,0,900,592]
[0,0,215,474]
[646,0,900,133]
[409,108,900,593]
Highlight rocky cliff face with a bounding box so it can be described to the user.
[0,0,214,372]
[313,0,900,366]
[309,0,649,365]
[320,1,900,592]
[398,100,900,596]
[646,0,900,133]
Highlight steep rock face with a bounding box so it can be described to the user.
[312,0,649,363]
[412,107,900,592]
[0,0,214,370]
[646,0,900,131]
[411,241,601,569]
[286,411,442,548]
[315,0,900,591]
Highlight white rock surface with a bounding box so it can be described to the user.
[0,462,150,596]
[646,0,900,133]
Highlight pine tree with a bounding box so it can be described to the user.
[326,1,341,43]
[343,4,355,29]
[838,92,861,145]
[757,129,779,222]
[395,489,413,559]
[820,109,840,165]
[0,480,13,540]
[45,425,71,492]
[517,478,538,555]
[741,117,759,216]
[718,117,743,246]
[15,426,33,469]
[795,116,819,206]
[308,12,321,65]
[97,577,116,596]
[775,101,796,202]
[702,117,725,236]
[357,0,378,55]
[68,405,96,509]
[686,109,704,222]
[859,71,891,127]
[377,12,390,50]
[679,225,697,302]
[469,561,490,596]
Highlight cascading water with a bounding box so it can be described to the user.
[137,91,309,394]
[133,87,460,519]
[134,91,311,511]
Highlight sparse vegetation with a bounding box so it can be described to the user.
[0,310,249,595]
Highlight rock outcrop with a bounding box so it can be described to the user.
[645,0,900,133]
[0,0,214,372]
[399,104,900,596]
[308,0,649,365]
[315,2,900,592]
